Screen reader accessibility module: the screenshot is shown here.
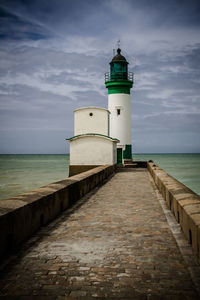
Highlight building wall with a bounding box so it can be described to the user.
[74,107,110,136]
[70,136,117,165]
[108,93,131,146]
[113,142,117,164]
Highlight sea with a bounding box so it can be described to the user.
[0,153,199,200]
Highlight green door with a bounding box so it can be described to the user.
[117,148,123,164]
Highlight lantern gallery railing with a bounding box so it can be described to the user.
[105,72,133,82]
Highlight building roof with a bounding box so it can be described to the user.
[74,107,110,114]
[110,48,128,64]
[66,133,119,142]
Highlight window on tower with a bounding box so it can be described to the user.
[117,109,121,115]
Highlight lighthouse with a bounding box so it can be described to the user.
[105,48,133,164]
[67,46,134,176]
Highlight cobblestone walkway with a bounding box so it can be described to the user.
[0,169,199,299]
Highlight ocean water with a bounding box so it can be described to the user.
[133,153,200,195]
[0,153,199,200]
[0,154,69,200]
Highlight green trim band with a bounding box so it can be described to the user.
[107,86,131,94]
[66,133,119,142]
[123,144,132,159]
[105,80,133,94]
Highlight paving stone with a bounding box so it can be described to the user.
[69,290,87,296]
[0,169,199,299]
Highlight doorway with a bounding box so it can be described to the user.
[117,148,123,164]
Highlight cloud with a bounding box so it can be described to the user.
[0,0,200,153]
[0,4,52,40]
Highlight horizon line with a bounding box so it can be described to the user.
[0,152,200,155]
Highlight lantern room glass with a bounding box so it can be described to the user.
[110,62,128,80]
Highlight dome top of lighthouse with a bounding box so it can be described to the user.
[110,48,128,64]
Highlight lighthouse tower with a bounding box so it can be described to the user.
[105,48,133,164]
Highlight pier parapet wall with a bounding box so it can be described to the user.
[148,161,200,263]
[0,165,115,260]
[1,161,200,264]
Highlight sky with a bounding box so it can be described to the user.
[0,0,200,154]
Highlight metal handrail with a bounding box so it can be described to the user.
[105,72,133,82]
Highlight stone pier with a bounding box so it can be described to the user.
[0,168,200,299]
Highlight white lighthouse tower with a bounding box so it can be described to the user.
[105,47,133,164]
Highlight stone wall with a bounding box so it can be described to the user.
[69,165,99,176]
[0,165,115,260]
[148,161,200,263]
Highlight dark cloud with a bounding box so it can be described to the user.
[0,0,112,40]
[0,5,51,40]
